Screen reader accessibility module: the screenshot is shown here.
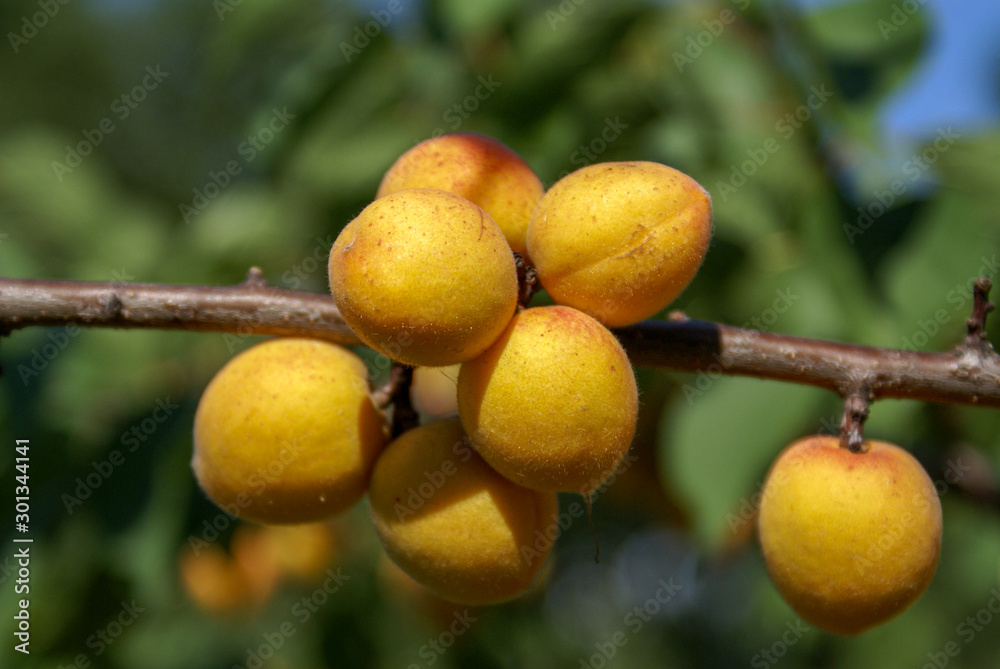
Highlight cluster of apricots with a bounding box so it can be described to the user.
[189,133,943,634]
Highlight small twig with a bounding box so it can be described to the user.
[666,310,690,322]
[372,364,418,439]
[513,253,539,308]
[242,266,268,288]
[838,392,871,453]
[960,277,995,352]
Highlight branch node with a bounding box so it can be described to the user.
[960,277,995,353]
[243,267,268,288]
[839,392,870,453]
[104,292,123,318]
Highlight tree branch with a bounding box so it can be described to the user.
[3,272,1000,409]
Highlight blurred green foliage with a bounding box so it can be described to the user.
[1,0,999,667]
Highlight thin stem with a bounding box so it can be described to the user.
[372,364,418,439]
[838,393,871,453]
[962,277,995,352]
[3,274,1000,409]
[513,253,540,308]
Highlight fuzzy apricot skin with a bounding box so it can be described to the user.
[457,305,638,494]
[526,161,712,327]
[376,133,544,255]
[192,338,387,524]
[328,187,518,367]
[368,418,558,605]
[758,435,942,635]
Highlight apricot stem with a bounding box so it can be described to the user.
[838,393,871,454]
[513,252,539,308]
[372,364,418,438]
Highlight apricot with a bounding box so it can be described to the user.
[368,417,558,605]
[411,365,460,419]
[457,305,638,494]
[329,188,518,367]
[526,161,712,327]
[192,338,387,524]
[233,523,338,584]
[178,543,258,615]
[376,133,544,255]
[758,435,942,635]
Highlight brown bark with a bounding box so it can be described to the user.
[3,272,1000,409]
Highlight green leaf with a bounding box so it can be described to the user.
[798,0,928,60]
[880,193,998,352]
[661,376,827,548]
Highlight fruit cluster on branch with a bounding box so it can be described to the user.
[1,132,998,635]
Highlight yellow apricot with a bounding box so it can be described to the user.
[758,435,942,635]
[329,188,518,367]
[192,338,387,524]
[457,305,638,494]
[411,365,460,419]
[368,418,558,605]
[526,161,712,327]
[376,133,544,255]
[239,523,338,584]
